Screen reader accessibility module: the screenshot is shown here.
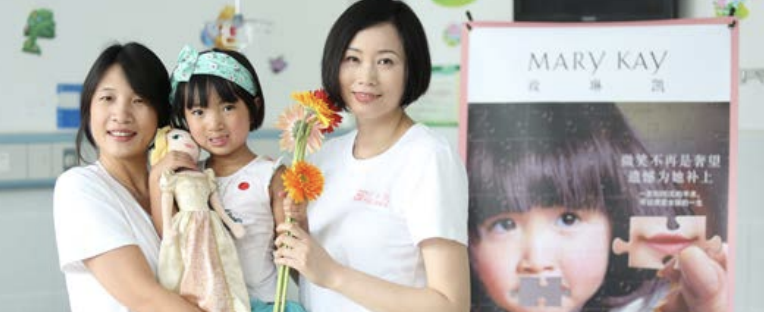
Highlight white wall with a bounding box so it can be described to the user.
[0,189,67,312]
[0,0,350,134]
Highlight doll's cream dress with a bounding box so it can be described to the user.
[158,169,250,312]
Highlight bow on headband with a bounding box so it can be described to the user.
[169,45,257,103]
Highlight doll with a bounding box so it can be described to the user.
[150,126,250,312]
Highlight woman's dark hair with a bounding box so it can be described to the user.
[170,48,265,132]
[466,103,694,310]
[75,42,171,164]
[321,0,431,110]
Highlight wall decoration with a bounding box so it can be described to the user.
[432,0,476,8]
[442,22,461,47]
[22,9,55,55]
[199,2,272,52]
[269,55,287,74]
[200,5,251,50]
[714,0,749,19]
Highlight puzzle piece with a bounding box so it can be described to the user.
[510,276,571,307]
[612,216,722,269]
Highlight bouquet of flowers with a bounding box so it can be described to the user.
[273,89,342,312]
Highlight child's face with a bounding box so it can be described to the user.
[167,129,200,161]
[184,87,251,159]
[471,206,611,312]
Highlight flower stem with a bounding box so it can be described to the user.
[274,264,287,312]
[274,215,295,312]
[276,112,313,311]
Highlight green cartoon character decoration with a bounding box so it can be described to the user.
[714,0,750,19]
[23,9,56,55]
[432,0,476,7]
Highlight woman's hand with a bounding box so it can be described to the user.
[657,244,728,312]
[274,221,343,289]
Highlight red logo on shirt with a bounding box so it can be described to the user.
[353,189,390,207]
[238,182,249,190]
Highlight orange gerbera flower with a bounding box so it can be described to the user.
[282,161,324,204]
[291,89,343,132]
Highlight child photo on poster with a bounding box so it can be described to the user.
[466,102,729,312]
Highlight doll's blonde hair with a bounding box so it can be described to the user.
[149,126,172,166]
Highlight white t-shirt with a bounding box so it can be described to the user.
[299,124,469,312]
[53,162,160,312]
[211,157,279,301]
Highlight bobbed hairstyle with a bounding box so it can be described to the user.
[170,48,265,132]
[75,42,171,164]
[321,0,431,110]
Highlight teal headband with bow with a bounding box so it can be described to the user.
[169,45,257,103]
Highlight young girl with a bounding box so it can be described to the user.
[467,103,727,312]
[150,45,306,311]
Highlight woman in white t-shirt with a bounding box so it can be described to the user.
[273,1,470,311]
[53,42,202,312]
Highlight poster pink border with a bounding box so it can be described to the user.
[458,17,738,312]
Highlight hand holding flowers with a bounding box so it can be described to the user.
[272,89,342,312]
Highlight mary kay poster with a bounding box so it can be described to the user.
[461,19,737,312]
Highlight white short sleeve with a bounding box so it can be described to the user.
[402,134,469,246]
[54,167,138,272]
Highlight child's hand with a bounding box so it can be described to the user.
[151,150,198,175]
[281,192,308,224]
[657,244,728,312]
[230,223,246,239]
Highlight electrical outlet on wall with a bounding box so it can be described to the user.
[0,144,28,181]
[27,144,54,180]
[52,143,76,178]
[63,148,77,171]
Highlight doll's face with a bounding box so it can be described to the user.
[167,129,200,161]
[471,206,611,312]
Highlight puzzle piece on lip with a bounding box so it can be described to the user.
[510,276,571,307]
[612,216,723,269]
